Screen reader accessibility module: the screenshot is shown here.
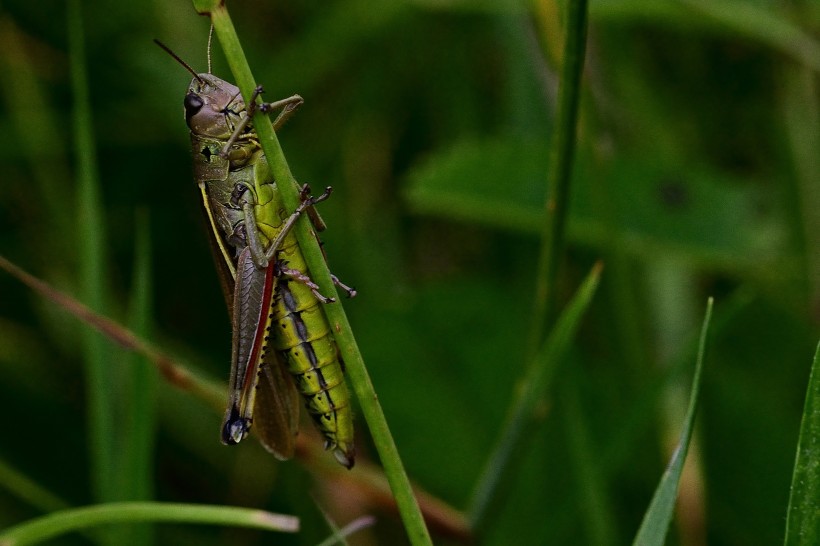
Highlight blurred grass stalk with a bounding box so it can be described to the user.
[192,1,433,544]
[68,3,158,544]
[468,0,591,528]
[529,0,588,344]
[67,0,117,508]
[120,214,158,546]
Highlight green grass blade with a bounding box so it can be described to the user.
[632,297,713,546]
[198,4,433,544]
[0,502,299,546]
[529,0,589,348]
[784,340,820,545]
[119,211,157,546]
[67,0,116,506]
[468,262,603,525]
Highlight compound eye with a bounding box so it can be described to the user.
[184,93,204,123]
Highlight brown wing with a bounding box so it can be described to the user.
[220,248,299,459]
[253,351,300,460]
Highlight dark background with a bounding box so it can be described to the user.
[0,0,817,544]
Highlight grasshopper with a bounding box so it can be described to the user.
[157,40,356,468]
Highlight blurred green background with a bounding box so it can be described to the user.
[0,0,818,544]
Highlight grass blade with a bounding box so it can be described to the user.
[0,502,298,546]
[119,212,157,546]
[632,297,713,546]
[784,340,820,545]
[529,0,589,346]
[67,0,116,506]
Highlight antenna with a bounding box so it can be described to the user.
[207,24,214,74]
[154,39,203,84]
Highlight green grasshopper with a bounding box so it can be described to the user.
[156,40,356,468]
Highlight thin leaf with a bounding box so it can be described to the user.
[784,340,820,545]
[632,297,713,546]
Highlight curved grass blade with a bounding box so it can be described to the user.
[632,297,713,546]
[784,340,820,546]
[0,502,298,546]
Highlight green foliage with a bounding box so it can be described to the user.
[0,0,817,544]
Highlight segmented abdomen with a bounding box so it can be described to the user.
[270,238,355,465]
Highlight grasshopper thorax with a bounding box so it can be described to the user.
[185,73,247,140]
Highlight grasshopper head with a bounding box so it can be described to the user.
[153,40,246,139]
[184,73,246,139]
